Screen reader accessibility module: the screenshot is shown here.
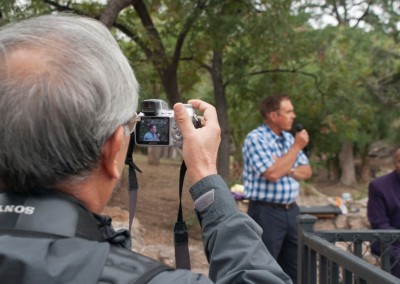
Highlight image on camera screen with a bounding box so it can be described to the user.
[135,117,170,145]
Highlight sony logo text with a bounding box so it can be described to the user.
[0,205,35,215]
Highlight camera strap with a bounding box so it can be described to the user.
[125,133,142,232]
[125,133,191,270]
[173,161,191,270]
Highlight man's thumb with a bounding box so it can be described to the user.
[174,103,192,135]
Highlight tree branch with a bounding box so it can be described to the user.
[226,68,326,98]
[172,0,208,70]
[352,0,372,29]
[99,0,135,28]
[113,22,152,58]
[332,1,343,25]
[43,0,87,16]
[132,0,166,65]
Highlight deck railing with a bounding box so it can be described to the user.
[297,214,400,284]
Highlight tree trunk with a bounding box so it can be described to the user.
[132,0,205,107]
[158,66,181,106]
[147,147,162,166]
[326,154,340,180]
[359,148,371,183]
[210,50,230,182]
[339,141,357,186]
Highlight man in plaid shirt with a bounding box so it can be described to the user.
[242,94,312,284]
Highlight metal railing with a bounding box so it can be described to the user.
[297,214,400,284]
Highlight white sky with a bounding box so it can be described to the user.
[298,0,400,31]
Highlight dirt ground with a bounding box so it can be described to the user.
[108,152,203,248]
[108,151,393,247]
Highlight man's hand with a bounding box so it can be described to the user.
[174,99,221,184]
[294,129,309,150]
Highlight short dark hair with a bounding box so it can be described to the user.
[148,124,155,130]
[259,94,290,119]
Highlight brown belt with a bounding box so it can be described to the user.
[252,200,296,210]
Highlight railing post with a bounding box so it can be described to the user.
[297,214,318,284]
[353,234,362,258]
[380,234,393,273]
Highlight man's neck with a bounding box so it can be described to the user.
[55,170,115,214]
[265,121,282,136]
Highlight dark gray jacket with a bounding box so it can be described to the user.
[0,175,291,284]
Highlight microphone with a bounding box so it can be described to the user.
[294,123,309,157]
[295,123,304,132]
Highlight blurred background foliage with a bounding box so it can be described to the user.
[1,0,399,185]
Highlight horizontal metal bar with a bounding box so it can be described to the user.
[315,230,400,243]
[302,232,399,283]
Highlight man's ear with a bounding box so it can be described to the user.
[101,126,125,179]
[270,111,278,122]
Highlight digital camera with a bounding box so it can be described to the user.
[135,99,198,147]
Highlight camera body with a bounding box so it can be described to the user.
[135,99,197,147]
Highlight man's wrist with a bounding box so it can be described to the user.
[188,167,218,185]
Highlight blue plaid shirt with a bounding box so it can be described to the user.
[242,124,309,204]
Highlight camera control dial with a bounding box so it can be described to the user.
[171,125,183,145]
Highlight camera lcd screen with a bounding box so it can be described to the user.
[135,116,170,146]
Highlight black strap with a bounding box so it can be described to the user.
[173,117,201,270]
[135,262,171,284]
[125,132,191,270]
[102,246,172,284]
[0,192,105,242]
[173,161,191,270]
[125,133,142,231]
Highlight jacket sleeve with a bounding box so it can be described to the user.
[190,175,291,284]
[367,181,395,230]
[148,175,291,284]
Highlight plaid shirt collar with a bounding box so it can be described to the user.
[263,124,286,146]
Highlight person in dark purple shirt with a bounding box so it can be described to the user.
[367,147,400,278]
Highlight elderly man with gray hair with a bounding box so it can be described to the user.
[0,14,291,284]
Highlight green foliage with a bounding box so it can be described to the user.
[0,0,51,25]
[3,0,400,180]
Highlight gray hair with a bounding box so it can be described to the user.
[0,14,139,192]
